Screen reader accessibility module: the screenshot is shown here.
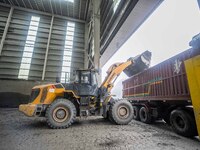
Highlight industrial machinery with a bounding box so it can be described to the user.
[19,51,152,129]
[123,39,200,137]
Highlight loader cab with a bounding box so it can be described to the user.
[74,70,98,85]
[74,69,99,96]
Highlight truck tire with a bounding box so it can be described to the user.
[109,99,133,125]
[139,106,152,124]
[133,106,140,121]
[170,109,198,137]
[45,98,76,129]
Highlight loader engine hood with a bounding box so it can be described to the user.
[29,83,64,103]
[123,50,152,77]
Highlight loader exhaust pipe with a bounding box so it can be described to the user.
[123,50,152,77]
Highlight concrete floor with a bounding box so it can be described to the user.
[0,108,200,150]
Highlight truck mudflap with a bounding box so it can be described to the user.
[123,50,152,77]
[19,104,37,117]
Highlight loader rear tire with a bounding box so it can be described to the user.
[109,99,133,125]
[45,98,76,129]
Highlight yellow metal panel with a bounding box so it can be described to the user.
[185,55,200,137]
[19,104,36,117]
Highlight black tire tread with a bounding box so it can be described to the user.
[109,99,133,125]
[139,106,152,124]
[170,109,198,137]
[45,98,76,129]
[133,105,140,121]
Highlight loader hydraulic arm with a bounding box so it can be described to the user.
[101,61,132,93]
[100,50,152,93]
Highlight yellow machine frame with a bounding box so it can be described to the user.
[19,84,80,117]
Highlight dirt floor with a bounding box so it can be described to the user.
[0,108,200,150]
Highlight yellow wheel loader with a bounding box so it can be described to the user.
[19,51,151,129]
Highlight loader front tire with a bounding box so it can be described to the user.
[109,99,133,125]
[45,98,76,129]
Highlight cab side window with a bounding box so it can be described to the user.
[74,73,79,83]
[91,73,98,86]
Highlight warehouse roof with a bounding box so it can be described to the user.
[0,0,90,21]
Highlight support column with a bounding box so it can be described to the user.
[0,7,14,55]
[92,0,101,84]
[84,23,89,69]
[93,0,101,70]
[42,15,54,80]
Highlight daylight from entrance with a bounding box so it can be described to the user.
[102,0,200,98]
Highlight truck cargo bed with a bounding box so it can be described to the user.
[123,49,199,102]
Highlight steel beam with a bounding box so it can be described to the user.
[79,0,82,19]
[27,0,33,9]
[59,0,62,15]
[84,0,88,20]
[49,0,54,14]
[86,20,95,69]
[86,18,94,68]
[0,7,13,55]
[100,1,115,39]
[42,15,54,80]
[100,0,131,52]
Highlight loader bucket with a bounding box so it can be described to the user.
[123,50,152,77]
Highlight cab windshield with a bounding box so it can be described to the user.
[74,70,97,86]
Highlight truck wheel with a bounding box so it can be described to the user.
[139,106,152,124]
[45,98,76,129]
[109,99,133,125]
[170,109,197,137]
[133,106,140,121]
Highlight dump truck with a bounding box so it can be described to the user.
[123,45,200,137]
[19,51,151,129]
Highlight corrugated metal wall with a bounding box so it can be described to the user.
[45,17,85,81]
[0,6,85,81]
[0,6,9,42]
[0,6,13,78]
